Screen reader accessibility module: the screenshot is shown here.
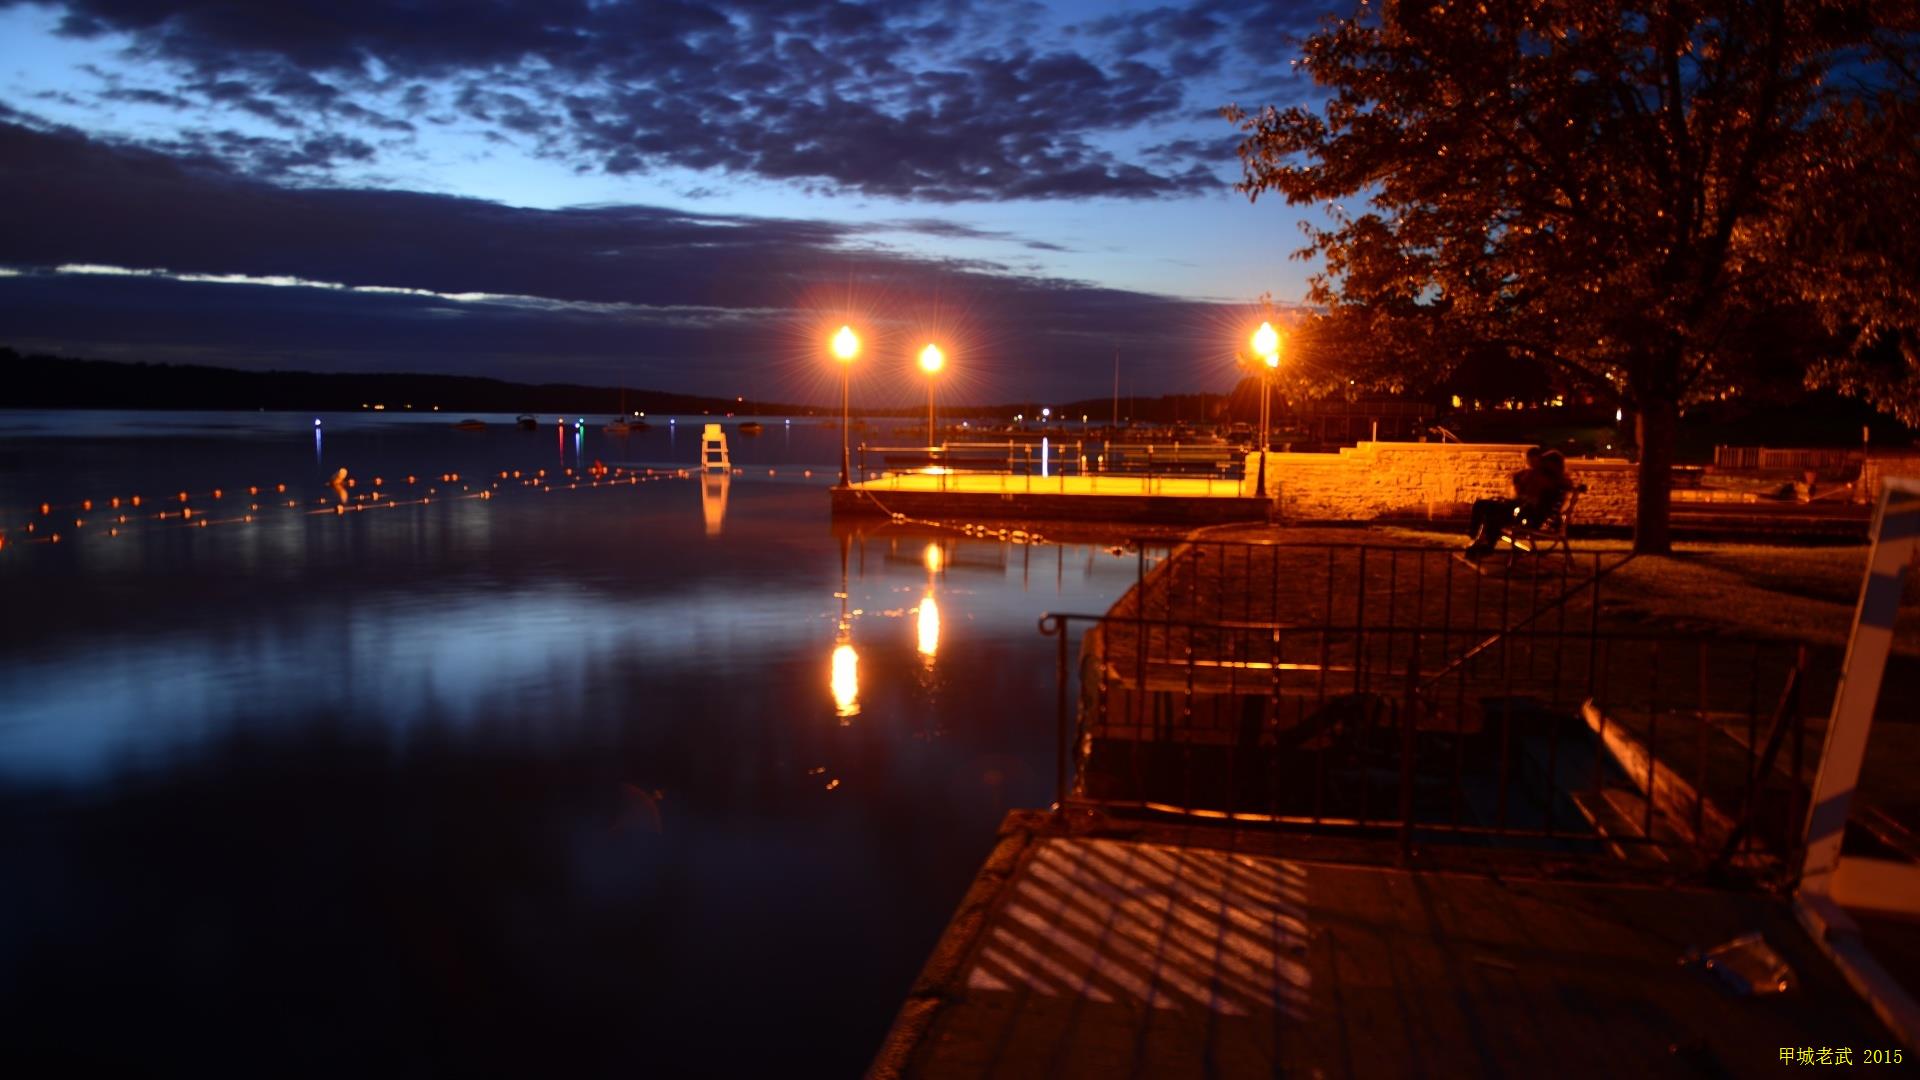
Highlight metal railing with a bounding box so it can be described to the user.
[852,440,1252,497]
[1034,537,1818,881]
[1039,611,1814,880]
[1713,446,1863,472]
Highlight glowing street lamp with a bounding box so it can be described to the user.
[918,343,945,452]
[832,325,860,486]
[1251,321,1283,498]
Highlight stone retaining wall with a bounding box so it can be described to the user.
[1244,442,1639,526]
[1858,453,1920,504]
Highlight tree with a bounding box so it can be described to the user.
[1226,0,1920,553]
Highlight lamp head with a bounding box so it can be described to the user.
[1252,321,1281,368]
[918,343,945,374]
[832,325,860,362]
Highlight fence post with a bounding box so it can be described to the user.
[1400,633,1421,862]
[1055,616,1070,818]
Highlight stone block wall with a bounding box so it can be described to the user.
[1858,453,1920,503]
[1243,442,1639,525]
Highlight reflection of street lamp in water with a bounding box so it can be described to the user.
[831,531,860,720]
[916,592,940,663]
[831,638,860,720]
[917,539,942,665]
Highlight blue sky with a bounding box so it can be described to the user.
[0,0,1339,402]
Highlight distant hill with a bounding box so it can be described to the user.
[0,348,813,416]
[0,348,1236,422]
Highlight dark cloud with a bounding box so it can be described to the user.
[0,119,1232,399]
[11,0,1274,201]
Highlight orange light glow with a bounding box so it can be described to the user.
[832,324,860,362]
[831,641,861,719]
[1252,321,1282,368]
[131,495,141,507]
[923,542,943,574]
[918,343,945,374]
[917,593,941,659]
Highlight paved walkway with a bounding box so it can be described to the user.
[874,818,1895,1078]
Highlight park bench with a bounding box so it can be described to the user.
[1499,484,1585,570]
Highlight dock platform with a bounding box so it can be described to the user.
[832,474,1269,525]
[873,812,1897,1078]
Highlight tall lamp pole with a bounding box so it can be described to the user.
[1251,321,1282,498]
[918,343,945,452]
[833,325,859,486]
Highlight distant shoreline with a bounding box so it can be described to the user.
[2,347,1231,422]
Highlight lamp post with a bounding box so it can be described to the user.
[1251,321,1282,498]
[918,343,944,451]
[832,325,860,486]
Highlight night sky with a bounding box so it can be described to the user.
[0,0,1338,404]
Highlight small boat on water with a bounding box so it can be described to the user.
[516,414,538,430]
[604,417,637,435]
[738,421,765,436]
[452,418,487,431]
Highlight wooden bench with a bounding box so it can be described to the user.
[1499,484,1584,570]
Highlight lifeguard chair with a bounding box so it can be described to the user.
[701,423,731,471]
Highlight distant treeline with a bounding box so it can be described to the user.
[0,348,1236,422]
[0,349,811,416]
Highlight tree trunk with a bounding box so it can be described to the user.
[1633,397,1677,555]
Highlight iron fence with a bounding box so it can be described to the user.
[1037,610,1813,880]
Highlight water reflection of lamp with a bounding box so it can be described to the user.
[832,531,860,720]
[923,541,943,574]
[916,592,940,662]
[700,470,731,535]
[831,638,860,720]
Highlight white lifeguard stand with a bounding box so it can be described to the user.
[701,423,731,471]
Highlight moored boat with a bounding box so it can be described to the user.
[516,414,538,430]
[452,418,487,431]
[738,421,765,436]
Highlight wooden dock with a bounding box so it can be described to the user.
[872,813,1897,1078]
[831,476,1270,525]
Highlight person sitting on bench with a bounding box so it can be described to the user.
[1465,447,1549,558]
[1525,449,1577,528]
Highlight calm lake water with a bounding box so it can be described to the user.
[0,411,1139,1076]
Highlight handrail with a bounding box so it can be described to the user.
[1036,608,1812,879]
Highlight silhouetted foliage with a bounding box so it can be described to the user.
[1227,0,1920,552]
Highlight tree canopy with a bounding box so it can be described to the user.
[1227,0,1920,552]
